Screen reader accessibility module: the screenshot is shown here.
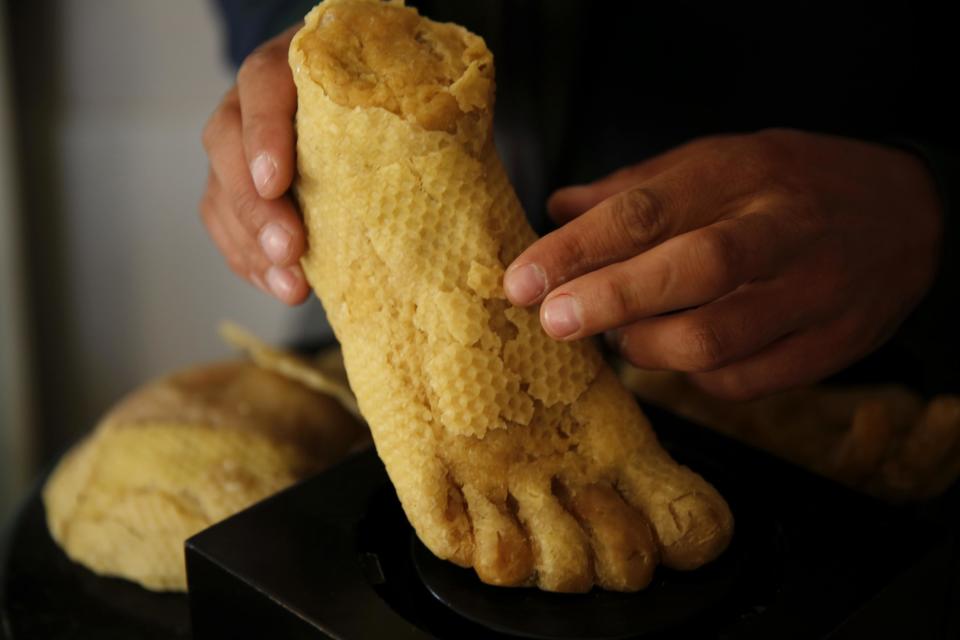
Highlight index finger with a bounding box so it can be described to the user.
[504,167,725,307]
[238,25,301,200]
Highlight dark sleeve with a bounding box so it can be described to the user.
[212,0,315,68]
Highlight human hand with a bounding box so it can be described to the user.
[200,25,309,304]
[504,130,942,399]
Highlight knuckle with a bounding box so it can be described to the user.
[678,320,727,372]
[728,136,781,185]
[231,188,262,231]
[551,232,588,279]
[682,134,734,161]
[600,272,635,325]
[757,183,813,216]
[695,227,741,288]
[743,128,801,178]
[607,187,666,249]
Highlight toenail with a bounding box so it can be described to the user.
[542,295,582,338]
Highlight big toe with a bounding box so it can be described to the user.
[621,462,733,570]
[657,490,733,569]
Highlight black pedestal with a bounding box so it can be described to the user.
[185,407,958,639]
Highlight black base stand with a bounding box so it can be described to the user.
[185,407,958,639]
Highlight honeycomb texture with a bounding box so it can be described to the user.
[43,358,366,592]
[292,0,732,592]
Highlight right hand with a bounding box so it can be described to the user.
[200,25,309,304]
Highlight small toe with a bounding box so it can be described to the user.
[510,470,593,592]
[462,485,534,586]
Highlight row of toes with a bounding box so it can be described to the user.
[451,472,679,592]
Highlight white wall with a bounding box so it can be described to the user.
[53,1,319,438]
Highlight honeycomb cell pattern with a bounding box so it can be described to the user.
[467,260,505,299]
[45,421,300,592]
[291,0,732,593]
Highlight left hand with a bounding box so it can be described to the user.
[200,25,309,304]
[503,129,942,400]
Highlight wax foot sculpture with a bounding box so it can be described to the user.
[44,330,365,591]
[291,0,732,592]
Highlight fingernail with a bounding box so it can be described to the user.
[542,294,582,338]
[504,263,546,305]
[250,152,277,195]
[266,265,296,300]
[259,223,291,264]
